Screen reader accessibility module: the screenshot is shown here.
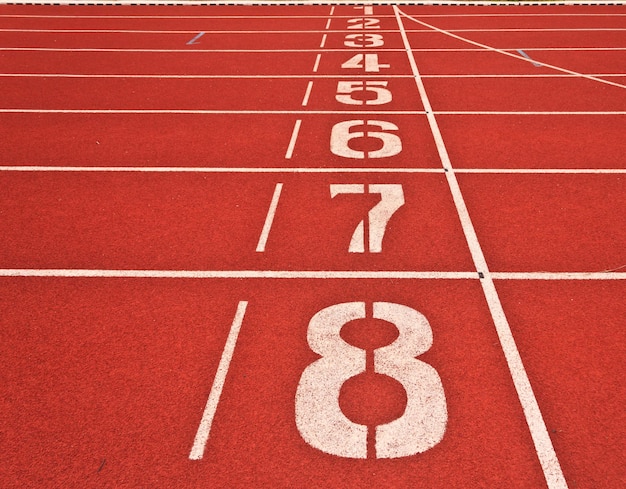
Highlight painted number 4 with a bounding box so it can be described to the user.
[295,302,447,459]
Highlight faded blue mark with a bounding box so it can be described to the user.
[187,32,205,45]
[517,49,543,68]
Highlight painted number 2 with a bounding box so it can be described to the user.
[295,302,447,459]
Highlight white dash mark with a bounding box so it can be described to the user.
[285,119,302,159]
[325,18,332,30]
[189,301,248,460]
[313,53,322,72]
[320,33,327,48]
[256,183,284,253]
[329,6,335,16]
[302,81,314,106]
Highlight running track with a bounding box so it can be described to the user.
[0,1,625,488]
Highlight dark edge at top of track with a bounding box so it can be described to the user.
[1,1,625,6]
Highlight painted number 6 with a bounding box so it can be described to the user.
[331,120,402,159]
[295,302,447,459]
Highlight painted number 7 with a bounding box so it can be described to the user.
[331,184,404,253]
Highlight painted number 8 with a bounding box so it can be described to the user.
[295,302,447,459]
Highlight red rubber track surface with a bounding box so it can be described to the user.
[1,4,624,489]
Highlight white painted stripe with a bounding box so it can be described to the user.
[456,168,626,174]
[3,108,624,116]
[1,269,623,280]
[0,15,393,20]
[493,272,626,280]
[0,73,413,79]
[397,8,626,90]
[325,18,332,30]
[312,53,322,73]
[0,47,406,53]
[394,7,569,489]
[422,74,626,79]
[285,119,302,159]
[189,300,247,461]
[3,166,624,175]
[256,183,283,253]
[2,47,624,54]
[319,34,327,48]
[301,81,314,106]
[0,166,445,174]
[0,269,477,279]
[2,71,624,80]
[0,109,424,115]
[436,111,626,115]
[2,25,626,33]
[1,28,624,34]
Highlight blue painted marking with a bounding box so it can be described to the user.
[517,49,542,68]
[187,32,205,45]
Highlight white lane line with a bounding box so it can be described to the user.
[395,6,569,489]
[0,269,478,279]
[3,167,625,174]
[422,73,626,78]
[0,73,413,79]
[3,47,624,53]
[3,108,625,116]
[0,166,445,173]
[1,28,624,34]
[320,33,327,48]
[313,53,322,72]
[1,269,623,280]
[0,47,407,53]
[493,272,626,280]
[396,8,626,90]
[256,183,283,253]
[456,168,626,174]
[436,111,626,115]
[285,119,302,159]
[189,300,248,461]
[302,80,314,106]
[0,109,425,114]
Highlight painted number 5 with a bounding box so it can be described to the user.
[295,302,447,459]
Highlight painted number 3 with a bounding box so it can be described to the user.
[295,302,447,459]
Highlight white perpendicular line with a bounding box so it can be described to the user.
[285,119,302,159]
[394,6,569,489]
[256,183,283,253]
[189,300,248,461]
[395,7,626,91]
